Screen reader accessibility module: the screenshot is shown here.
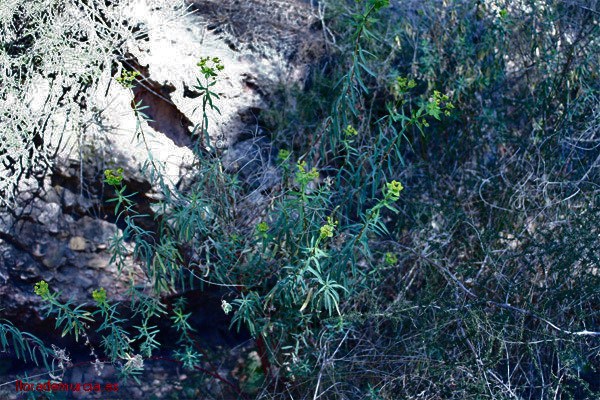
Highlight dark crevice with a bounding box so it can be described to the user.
[183,84,201,99]
[120,55,196,149]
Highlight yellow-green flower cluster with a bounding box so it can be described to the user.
[104,168,123,186]
[115,70,140,88]
[34,280,50,298]
[434,90,454,116]
[391,76,416,100]
[397,77,417,89]
[386,180,404,201]
[257,222,269,233]
[385,252,397,265]
[92,287,107,306]
[277,149,291,163]
[320,217,338,239]
[197,56,224,79]
[296,161,319,184]
[426,90,454,121]
[298,161,318,177]
[344,125,358,137]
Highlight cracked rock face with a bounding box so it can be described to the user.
[0,0,324,328]
[0,179,145,329]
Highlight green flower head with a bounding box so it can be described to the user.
[320,225,335,239]
[344,125,358,137]
[34,280,50,298]
[385,252,398,265]
[296,161,306,173]
[319,217,338,239]
[198,56,224,78]
[92,287,107,305]
[277,149,291,163]
[115,70,140,88]
[296,161,319,184]
[386,180,404,198]
[391,76,416,100]
[426,90,453,120]
[104,168,124,186]
[257,222,269,233]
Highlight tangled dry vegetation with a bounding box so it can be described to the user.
[186,0,324,63]
[259,0,600,398]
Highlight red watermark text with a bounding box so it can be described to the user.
[16,379,118,392]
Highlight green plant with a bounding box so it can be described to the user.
[192,56,225,151]
[0,316,55,372]
[33,280,94,342]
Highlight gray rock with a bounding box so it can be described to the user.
[86,253,113,270]
[19,264,41,281]
[69,236,87,251]
[61,186,77,208]
[73,274,93,289]
[0,213,13,234]
[37,202,61,233]
[79,217,117,245]
[19,197,47,221]
[40,241,68,270]
[41,186,62,204]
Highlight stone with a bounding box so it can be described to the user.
[69,236,87,251]
[0,213,13,234]
[18,264,41,281]
[87,254,112,270]
[37,202,61,233]
[80,217,117,244]
[75,194,94,213]
[0,261,8,285]
[74,274,94,289]
[41,186,61,204]
[40,242,68,270]
[61,186,76,208]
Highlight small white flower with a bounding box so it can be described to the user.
[221,300,232,315]
[124,354,144,371]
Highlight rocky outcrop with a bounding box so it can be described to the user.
[0,176,144,323]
